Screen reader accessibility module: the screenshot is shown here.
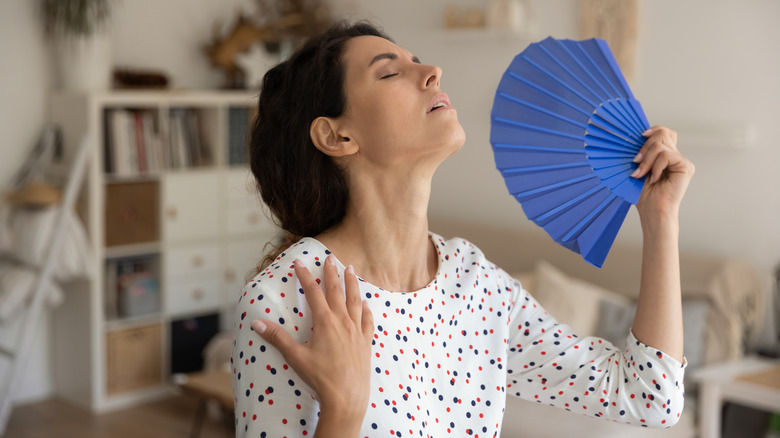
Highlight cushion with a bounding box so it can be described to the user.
[7,206,93,282]
[594,295,709,374]
[511,270,536,295]
[0,261,64,323]
[532,260,631,337]
[595,298,635,349]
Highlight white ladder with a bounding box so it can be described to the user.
[0,133,91,435]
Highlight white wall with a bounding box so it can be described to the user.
[0,0,56,405]
[0,0,54,187]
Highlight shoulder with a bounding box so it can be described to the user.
[234,238,330,327]
[245,237,331,290]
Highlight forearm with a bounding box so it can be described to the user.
[631,211,684,362]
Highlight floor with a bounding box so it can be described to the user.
[5,395,234,438]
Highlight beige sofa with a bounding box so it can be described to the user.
[430,217,767,438]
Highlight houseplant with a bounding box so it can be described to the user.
[38,0,114,91]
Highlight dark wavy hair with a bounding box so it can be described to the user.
[250,21,392,270]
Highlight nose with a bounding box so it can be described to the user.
[422,64,442,89]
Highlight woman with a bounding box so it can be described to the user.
[232,21,695,437]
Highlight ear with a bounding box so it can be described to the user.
[309,117,358,157]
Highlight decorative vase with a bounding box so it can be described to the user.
[54,32,111,92]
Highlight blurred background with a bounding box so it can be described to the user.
[0,1,778,437]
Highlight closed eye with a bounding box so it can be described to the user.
[380,73,398,80]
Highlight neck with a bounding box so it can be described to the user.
[316,166,437,292]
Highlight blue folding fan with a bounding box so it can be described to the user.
[489,37,650,268]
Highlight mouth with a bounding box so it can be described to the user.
[427,92,453,113]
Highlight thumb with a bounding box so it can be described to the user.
[251,319,299,360]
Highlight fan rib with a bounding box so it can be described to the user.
[498,92,587,130]
[538,45,605,105]
[535,185,603,222]
[596,103,642,141]
[584,138,637,154]
[572,45,623,99]
[586,126,641,151]
[494,117,582,141]
[562,193,617,242]
[589,117,643,147]
[501,161,589,176]
[557,41,612,99]
[592,40,636,100]
[520,56,598,108]
[507,73,591,118]
[494,144,583,154]
[514,174,594,199]
[612,100,645,135]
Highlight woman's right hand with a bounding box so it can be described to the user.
[250,255,374,436]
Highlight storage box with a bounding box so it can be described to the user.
[105,254,161,320]
[106,323,163,395]
[105,181,159,247]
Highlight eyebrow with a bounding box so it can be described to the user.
[368,53,421,67]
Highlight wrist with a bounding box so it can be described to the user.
[315,404,366,438]
[639,208,679,238]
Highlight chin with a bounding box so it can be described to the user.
[445,124,466,157]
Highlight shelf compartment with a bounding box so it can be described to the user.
[105,253,161,321]
[104,180,160,247]
[105,322,163,396]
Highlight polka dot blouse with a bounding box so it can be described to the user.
[232,233,686,437]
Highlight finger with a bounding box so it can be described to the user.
[642,125,664,137]
[631,137,671,179]
[360,301,375,343]
[649,152,671,184]
[323,255,348,317]
[294,259,329,320]
[252,319,301,364]
[344,265,363,324]
[635,126,677,163]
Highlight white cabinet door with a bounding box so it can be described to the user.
[224,169,278,237]
[162,171,221,242]
[165,277,221,318]
[223,239,265,306]
[164,243,221,279]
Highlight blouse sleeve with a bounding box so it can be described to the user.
[231,279,321,437]
[502,272,687,428]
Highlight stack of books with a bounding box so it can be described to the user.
[103,108,212,176]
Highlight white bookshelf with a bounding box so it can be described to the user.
[50,90,279,412]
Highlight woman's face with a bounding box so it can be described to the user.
[337,35,466,171]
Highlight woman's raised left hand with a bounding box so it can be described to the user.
[631,126,695,222]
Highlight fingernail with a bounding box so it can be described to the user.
[251,320,267,334]
[630,168,641,178]
[642,129,652,136]
[346,264,354,275]
[632,153,643,163]
[326,255,336,266]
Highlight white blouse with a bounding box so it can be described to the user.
[231,233,686,437]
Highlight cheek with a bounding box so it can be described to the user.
[355,92,420,144]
